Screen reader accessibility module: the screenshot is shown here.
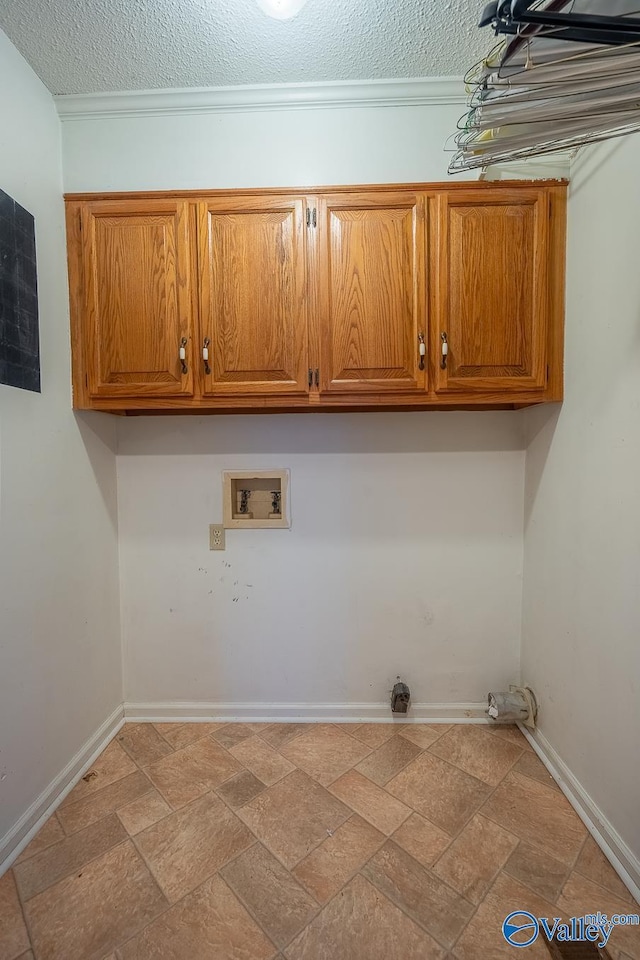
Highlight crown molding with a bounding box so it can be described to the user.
[54,77,466,121]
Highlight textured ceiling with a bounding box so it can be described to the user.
[0,0,486,95]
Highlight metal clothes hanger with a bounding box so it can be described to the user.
[449,1,640,172]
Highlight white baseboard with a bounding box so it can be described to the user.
[0,705,125,875]
[520,725,640,903]
[124,700,488,724]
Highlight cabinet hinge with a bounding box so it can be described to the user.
[308,368,313,387]
[306,207,317,228]
[314,368,319,387]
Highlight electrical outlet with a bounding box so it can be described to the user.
[209,524,225,551]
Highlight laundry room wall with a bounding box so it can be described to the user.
[61,94,526,714]
[0,27,122,862]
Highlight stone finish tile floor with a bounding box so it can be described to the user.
[2,722,638,960]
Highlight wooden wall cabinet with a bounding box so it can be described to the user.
[433,189,549,396]
[75,199,194,399]
[65,181,566,414]
[198,196,309,397]
[316,192,426,396]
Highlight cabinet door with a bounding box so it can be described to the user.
[198,197,309,396]
[434,190,549,394]
[316,192,426,394]
[82,200,194,398]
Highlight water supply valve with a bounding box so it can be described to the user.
[391,681,411,714]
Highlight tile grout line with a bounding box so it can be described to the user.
[272,734,486,954]
[115,729,333,958]
[350,744,427,788]
[209,757,400,911]
[0,727,458,958]
[447,771,630,955]
[54,755,155,824]
[147,721,187,749]
[13,834,66,869]
[255,723,310,750]
[180,733,425,955]
[215,872,284,959]
[477,779,588,872]
[96,736,256,957]
[117,804,294,957]
[291,814,390,904]
[570,845,639,907]
[288,841,398,954]
[12,722,558,960]
[422,739,526,837]
[501,838,570,908]
[495,827,590,911]
[9,866,36,960]
[449,870,503,959]
[121,823,189,949]
[219,841,324,954]
[439,743,586,955]
[13,837,146,960]
[13,731,170,960]
[423,730,525,787]
[215,802,324,942]
[220,722,538,957]
[343,820,485,958]
[13,827,138,907]
[139,824,310,954]
[340,721,452,752]
[356,727,527,856]
[421,738,533,956]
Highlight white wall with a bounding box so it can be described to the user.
[0,31,122,854]
[118,413,524,708]
[60,101,525,711]
[522,139,640,865]
[60,100,468,192]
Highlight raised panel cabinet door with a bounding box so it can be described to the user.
[82,200,194,398]
[434,190,549,393]
[316,193,427,394]
[198,197,309,396]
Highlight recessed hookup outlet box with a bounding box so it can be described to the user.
[222,470,290,529]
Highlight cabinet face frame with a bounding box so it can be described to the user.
[78,199,195,399]
[315,191,428,396]
[196,195,310,397]
[432,188,550,395]
[65,181,567,413]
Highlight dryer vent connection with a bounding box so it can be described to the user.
[487,685,537,729]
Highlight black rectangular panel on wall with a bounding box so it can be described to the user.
[0,189,41,393]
